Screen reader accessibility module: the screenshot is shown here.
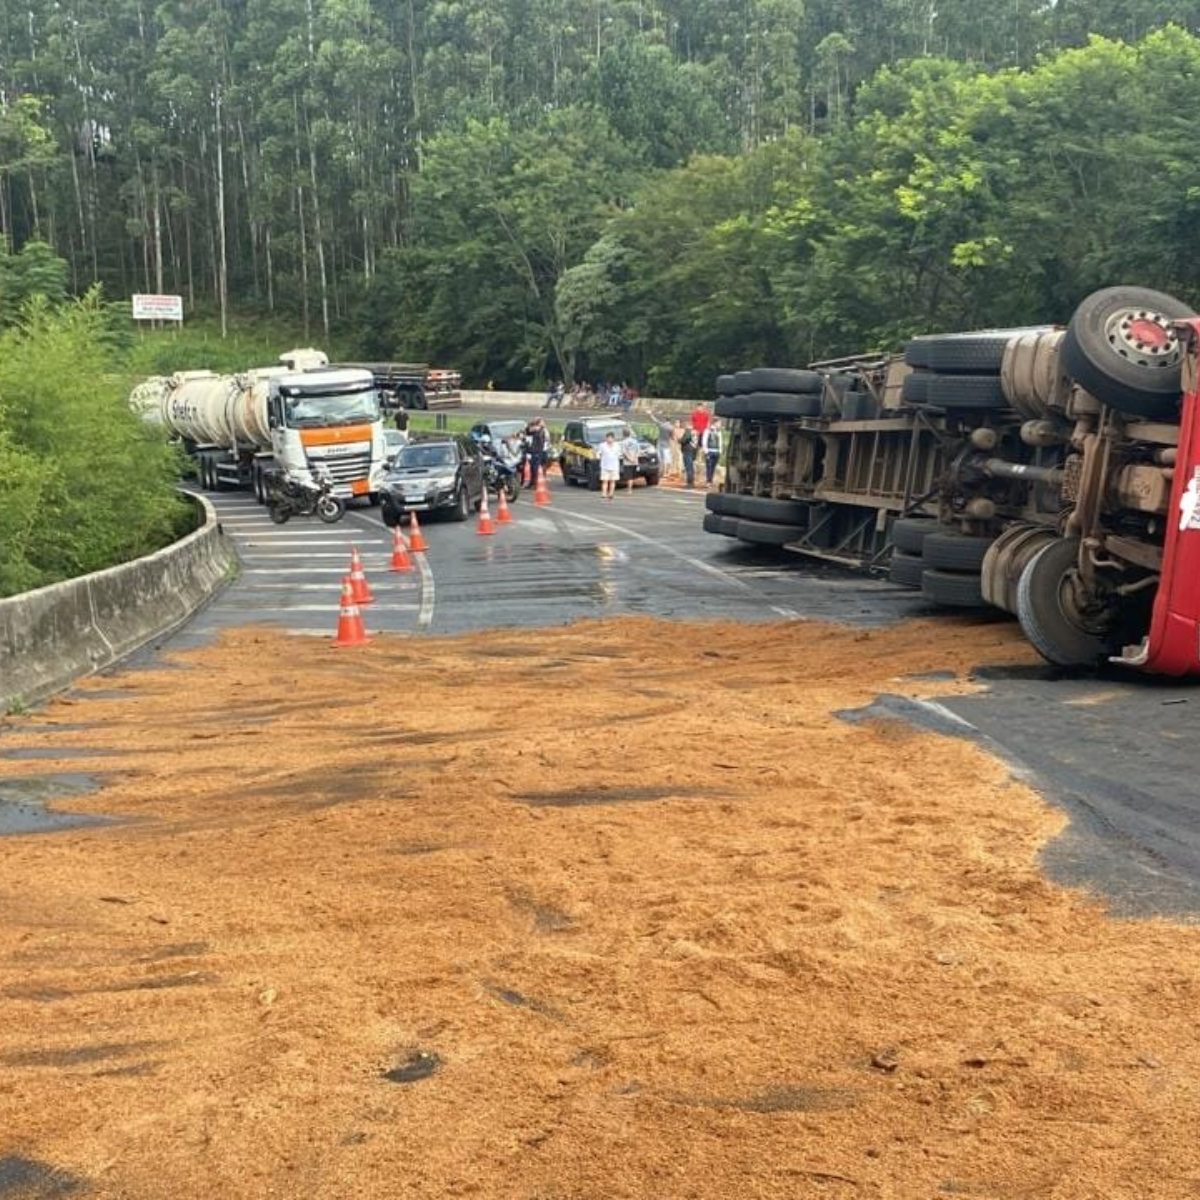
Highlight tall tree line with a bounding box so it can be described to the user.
[3,1,1200,388]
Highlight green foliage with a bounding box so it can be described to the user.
[0,295,191,598]
[0,242,68,326]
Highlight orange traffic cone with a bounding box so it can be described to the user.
[533,467,551,507]
[389,525,413,572]
[407,510,428,553]
[333,578,368,646]
[477,488,496,535]
[495,486,513,525]
[348,546,374,605]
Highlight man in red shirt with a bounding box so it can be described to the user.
[690,402,710,439]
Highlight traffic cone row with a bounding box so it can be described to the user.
[330,473,548,641]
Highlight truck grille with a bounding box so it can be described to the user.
[309,451,372,484]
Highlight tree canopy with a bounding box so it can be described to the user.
[3,2,1200,393]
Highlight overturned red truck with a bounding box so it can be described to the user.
[705,286,1200,675]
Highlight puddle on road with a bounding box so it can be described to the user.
[0,773,112,836]
[0,746,111,761]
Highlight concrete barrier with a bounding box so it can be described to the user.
[0,494,236,709]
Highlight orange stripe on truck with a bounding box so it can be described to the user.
[299,424,373,447]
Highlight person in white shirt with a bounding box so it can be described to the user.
[620,427,640,493]
[701,419,723,487]
[596,430,622,500]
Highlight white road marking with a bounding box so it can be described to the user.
[416,553,435,627]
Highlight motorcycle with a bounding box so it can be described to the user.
[266,466,345,525]
[480,440,522,503]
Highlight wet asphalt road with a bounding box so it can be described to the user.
[11,467,1200,918]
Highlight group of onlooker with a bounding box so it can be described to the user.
[645,403,722,489]
[543,381,638,409]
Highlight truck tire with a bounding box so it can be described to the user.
[922,531,995,571]
[1016,537,1108,666]
[840,391,879,420]
[741,391,821,419]
[703,512,739,537]
[736,518,806,546]
[1061,285,1195,419]
[715,374,738,396]
[901,373,931,403]
[705,492,741,517]
[737,496,810,525]
[889,552,925,588]
[733,370,755,393]
[924,374,1007,410]
[715,396,747,419]
[891,516,937,553]
[748,367,823,395]
[921,567,985,608]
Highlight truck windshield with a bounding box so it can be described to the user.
[284,388,380,428]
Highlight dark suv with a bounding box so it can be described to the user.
[379,435,485,524]
[559,418,660,489]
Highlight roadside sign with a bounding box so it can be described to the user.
[132,293,184,322]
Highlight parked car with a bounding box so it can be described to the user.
[559,418,660,489]
[379,435,485,524]
[382,428,408,467]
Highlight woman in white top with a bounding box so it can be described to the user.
[596,430,622,499]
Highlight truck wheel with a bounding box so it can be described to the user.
[738,496,810,525]
[923,531,995,572]
[749,367,823,394]
[741,391,822,419]
[1061,286,1195,419]
[703,512,739,537]
[921,568,985,608]
[735,518,806,546]
[891,516,937,554]
[1016,537,1108,666]
[705,492,741,517]
[715,374,738,396]
[715,396,748,419]
[889,552,925,589]
[924,375,1007,410]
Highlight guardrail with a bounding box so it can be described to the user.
[0,493,236,710]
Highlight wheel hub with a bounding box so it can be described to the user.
[1105,308,1182,370]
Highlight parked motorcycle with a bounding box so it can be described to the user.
[266,466,345,524]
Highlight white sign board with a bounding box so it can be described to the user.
[132,293,184,322]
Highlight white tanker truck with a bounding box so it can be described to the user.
[132,349,389,504]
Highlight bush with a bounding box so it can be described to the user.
[0,294,191,597]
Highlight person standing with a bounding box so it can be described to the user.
[690,401,710,442]
[525,417,550,487]
[646,409,673,478]
[679,424,697,488]
[670,419,685,480]
[620,426,640,493]
[394,404,409,433]
[701,419,723,487]
[597,430,622,499]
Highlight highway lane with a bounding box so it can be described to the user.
[172,476,926,647]
[146,474,1200,917]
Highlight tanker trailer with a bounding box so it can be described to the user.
[133,349,388,503]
